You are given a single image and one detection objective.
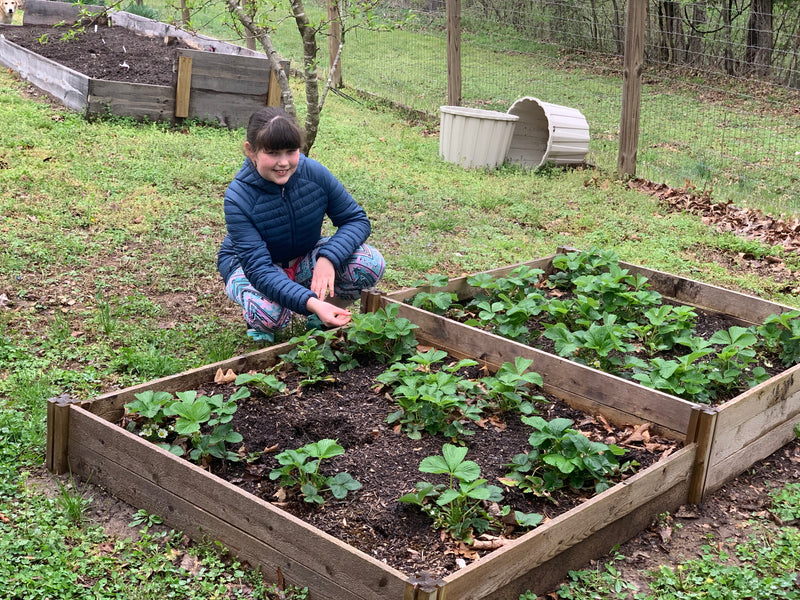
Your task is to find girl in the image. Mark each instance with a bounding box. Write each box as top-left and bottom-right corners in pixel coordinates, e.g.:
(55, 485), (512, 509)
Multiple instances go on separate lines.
(218, 107), (385, 342)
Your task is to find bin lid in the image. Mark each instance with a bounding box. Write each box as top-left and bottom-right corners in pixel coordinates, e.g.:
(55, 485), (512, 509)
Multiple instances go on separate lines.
(440, 106), (519, 122)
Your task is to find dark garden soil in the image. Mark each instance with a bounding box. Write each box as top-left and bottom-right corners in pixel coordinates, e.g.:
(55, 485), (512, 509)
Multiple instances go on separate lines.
(2, 22), (195, 86)
(124, 356), (679, 579)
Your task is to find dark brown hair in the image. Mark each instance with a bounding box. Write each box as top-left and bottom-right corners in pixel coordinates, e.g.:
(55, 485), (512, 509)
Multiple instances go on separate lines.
(246, 107), (303, 153)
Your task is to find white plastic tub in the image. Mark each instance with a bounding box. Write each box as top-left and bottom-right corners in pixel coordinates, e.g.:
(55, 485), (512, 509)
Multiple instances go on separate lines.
(506, 97), (590, 168)
(439, 106), (519, 168)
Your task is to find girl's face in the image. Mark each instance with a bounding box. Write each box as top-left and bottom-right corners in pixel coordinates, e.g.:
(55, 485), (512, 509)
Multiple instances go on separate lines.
(245, 143), (300, 185)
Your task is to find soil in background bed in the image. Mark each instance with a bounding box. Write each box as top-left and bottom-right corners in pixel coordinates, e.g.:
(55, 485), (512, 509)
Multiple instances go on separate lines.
(3, 23), (195, 85)
(146, 357), (681, 579)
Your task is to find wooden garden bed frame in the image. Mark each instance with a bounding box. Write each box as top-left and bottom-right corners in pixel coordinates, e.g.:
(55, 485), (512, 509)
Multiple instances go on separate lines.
(0, 0), (284, 127)
(46, 312), (704, 599)
(372, 246), (800, 501)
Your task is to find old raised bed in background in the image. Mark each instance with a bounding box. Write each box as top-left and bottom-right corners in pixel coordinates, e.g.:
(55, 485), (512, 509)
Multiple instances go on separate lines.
(0, 0), (285, 126)
(47, 305), (704, 600)
(374, 246), (800, 502)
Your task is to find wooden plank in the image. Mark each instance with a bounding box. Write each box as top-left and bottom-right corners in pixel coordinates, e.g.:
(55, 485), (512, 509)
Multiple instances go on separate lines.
(701, 363), (800, 492)
(184, 88), (268, 129)
(617, 260), (797, 324)
(177, 49), (271, 96)
(382, 298), (697, 437)
(82, 342), (292, 422)
(22, 0), (105, 26)
(68, 407), (407, 600)
(0, 37), (89, 111)
(686, 407), (718, 504)
(110, 10), (267, 58)
(704, 416), (800, 495)
(175, 54), (192, 118)
(442, 445), (696, 600)
(69, 439), (401, 600)
(88, 79), (174, 121)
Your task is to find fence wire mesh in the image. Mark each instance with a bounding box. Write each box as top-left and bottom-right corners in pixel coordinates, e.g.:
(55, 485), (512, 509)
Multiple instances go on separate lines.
(327, 0), (799, 216)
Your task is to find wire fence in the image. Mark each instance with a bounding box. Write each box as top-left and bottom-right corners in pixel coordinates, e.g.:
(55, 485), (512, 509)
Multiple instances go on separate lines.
(324, 0), (799, 216)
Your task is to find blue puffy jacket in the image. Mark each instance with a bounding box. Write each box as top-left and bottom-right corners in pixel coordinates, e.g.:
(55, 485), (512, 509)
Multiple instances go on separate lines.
(217, 154), (371, 315)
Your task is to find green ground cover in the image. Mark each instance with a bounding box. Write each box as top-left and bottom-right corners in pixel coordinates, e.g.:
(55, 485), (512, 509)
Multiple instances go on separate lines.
(0, 16), (799, 595)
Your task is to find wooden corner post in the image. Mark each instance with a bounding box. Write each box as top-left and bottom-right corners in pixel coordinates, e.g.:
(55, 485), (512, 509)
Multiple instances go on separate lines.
(360, 287), (386, 314)
(46, 394), (79, 474)
(686, 406), (718, 504)
(405, 573), (447, 600)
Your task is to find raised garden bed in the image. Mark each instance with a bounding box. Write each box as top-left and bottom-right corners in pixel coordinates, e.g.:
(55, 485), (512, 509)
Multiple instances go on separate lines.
(0, 0), (284, 126)
(47, 306), (703, 600)
(374, 246), (800, 500)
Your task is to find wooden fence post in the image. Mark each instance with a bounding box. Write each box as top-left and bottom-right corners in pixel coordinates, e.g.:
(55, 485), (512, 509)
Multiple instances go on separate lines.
(618, 0), (646, 177)
(175, 54), (193, 118)
(446, 0), (461, 106)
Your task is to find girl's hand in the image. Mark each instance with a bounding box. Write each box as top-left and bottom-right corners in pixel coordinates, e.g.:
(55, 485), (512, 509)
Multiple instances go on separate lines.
(306, 297), (352, 327)
(310, 257), (336, 301)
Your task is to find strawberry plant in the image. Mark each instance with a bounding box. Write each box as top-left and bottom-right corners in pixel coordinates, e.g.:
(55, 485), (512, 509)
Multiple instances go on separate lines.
(124, 388), (250, 464)
(269, 439), (361, 505)
(344, 303), (419, 364)
(410, 274), (458, 315)
(376, 349), (483, 439)
(399, 444), (543, 543)
(757, 309), (800, 366)
(408, 247), (800, 405)
(279, 329), (339, 386)
(234, 371), (286, 396)
(504, 416), (634, 498)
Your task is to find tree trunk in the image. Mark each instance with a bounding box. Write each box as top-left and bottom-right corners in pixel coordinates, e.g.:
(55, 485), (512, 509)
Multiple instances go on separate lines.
(328, 0), (342, 88)
(290, 0), (321, 155)
(722, 0), (736, 75)
(223, 0), (296, 118)
(685, 0), (706, 69)
(745, 0), (773, 76)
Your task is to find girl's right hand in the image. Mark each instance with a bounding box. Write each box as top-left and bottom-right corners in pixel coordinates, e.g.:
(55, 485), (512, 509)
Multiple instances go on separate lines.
(306, 297), (352, 328)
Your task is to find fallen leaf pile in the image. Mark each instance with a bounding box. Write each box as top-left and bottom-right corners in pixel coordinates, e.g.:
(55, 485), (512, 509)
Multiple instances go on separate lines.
(629, 179), (800, 253)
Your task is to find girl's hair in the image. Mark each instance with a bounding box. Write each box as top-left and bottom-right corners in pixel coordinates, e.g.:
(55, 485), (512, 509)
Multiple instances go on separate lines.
(246, 107), (303, 153)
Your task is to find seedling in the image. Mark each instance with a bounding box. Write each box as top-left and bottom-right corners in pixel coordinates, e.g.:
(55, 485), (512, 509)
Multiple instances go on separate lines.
(377, 349), (482, 439)
(399, 444), (542, 543)
(124, 388), (250, 465)
(269, 439), (361, 504)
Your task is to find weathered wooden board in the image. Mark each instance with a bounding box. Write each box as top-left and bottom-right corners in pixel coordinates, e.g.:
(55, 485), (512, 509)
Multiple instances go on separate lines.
(446, 445), (696, 599)
(19, 0), (105, 25)
(88, 79), (174, 121)
(67, 407), (408, 600)
(0, 35), (89, 110)
(701, 363), (800, 493)
(83, 342), (292, 422)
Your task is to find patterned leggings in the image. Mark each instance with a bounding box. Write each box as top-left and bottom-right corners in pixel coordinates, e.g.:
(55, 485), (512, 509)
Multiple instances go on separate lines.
(225, 239), (385, 333)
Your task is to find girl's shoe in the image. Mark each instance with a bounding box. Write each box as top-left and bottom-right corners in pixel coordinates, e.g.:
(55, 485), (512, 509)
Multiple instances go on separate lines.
(246, 328), (275, 343)
(306, 314), (325, 331)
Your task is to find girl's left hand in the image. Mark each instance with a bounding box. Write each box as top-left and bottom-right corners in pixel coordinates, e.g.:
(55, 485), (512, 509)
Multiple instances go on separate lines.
(311, 256), (336, 301)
